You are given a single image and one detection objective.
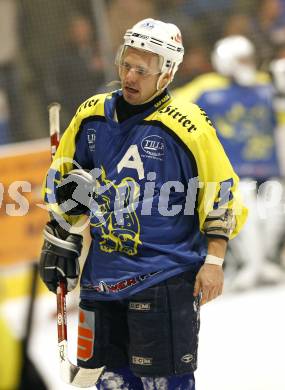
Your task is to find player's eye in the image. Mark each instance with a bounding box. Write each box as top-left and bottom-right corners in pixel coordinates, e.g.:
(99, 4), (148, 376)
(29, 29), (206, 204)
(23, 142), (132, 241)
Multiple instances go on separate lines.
(121, 62), (131, 72)
(136, 67), (148, 76)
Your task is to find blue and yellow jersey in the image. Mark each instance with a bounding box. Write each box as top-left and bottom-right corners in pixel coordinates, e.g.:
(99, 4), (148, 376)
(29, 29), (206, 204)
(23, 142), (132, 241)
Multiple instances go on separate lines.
(43, 90), (247, 300)
(173, 72), (280, 180)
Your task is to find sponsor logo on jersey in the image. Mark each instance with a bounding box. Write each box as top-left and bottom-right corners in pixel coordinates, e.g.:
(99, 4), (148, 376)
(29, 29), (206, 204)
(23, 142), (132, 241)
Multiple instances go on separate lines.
(154, 93), (171, 109)
(83, 271), (161, 294)
(87, 129), (96, 152)
(98, 280), (110, 293)
(181, 354), (193, 364)
(141, 135), (165, 159)
(199, 108), (213, 126)
(98, 278), (137, 293)
(75, 98), (99, 117)
(158, 105), (197, 133)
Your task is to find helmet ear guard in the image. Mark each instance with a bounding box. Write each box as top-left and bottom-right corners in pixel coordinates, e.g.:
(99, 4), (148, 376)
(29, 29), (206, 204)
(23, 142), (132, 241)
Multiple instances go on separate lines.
(156, 71), (172, 91)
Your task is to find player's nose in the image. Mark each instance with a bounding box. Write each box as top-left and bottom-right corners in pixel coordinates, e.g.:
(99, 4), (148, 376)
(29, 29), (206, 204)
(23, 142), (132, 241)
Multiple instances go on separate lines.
(125, 68), (139, 83)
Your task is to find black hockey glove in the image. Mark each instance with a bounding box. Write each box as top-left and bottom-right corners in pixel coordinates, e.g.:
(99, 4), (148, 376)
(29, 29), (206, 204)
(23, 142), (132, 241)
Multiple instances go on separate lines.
(55, 169), (95, 215)
(39, 220), (83, 293)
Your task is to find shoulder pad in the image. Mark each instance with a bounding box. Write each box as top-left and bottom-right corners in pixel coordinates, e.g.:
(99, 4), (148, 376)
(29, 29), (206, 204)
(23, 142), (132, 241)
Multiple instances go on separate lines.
(255, 71), (271, 85)
(172, 72), (229, 102)
(152, 98), (214, 138)
(74, 93), (108, 119)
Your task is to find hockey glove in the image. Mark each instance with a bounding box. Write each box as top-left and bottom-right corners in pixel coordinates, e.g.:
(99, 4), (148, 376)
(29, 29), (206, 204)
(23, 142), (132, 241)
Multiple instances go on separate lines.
(55, 169), (95, 215)
(39, 220), (83, 293)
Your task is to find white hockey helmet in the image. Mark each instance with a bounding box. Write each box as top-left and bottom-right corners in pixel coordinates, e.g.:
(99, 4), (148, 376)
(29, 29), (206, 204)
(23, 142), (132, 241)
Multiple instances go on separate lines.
(211, 35), (256, 86)
(118, 18), (184, 82)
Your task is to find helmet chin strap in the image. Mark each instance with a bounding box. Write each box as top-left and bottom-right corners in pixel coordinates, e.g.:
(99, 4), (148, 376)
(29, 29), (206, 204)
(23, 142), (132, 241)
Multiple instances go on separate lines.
(140, 73), (170, 104)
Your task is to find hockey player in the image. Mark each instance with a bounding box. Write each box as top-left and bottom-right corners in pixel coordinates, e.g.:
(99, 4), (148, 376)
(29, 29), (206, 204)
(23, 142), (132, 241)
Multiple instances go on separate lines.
(39, 20), (247, 389)
(174, 35), (285, 290)
(270, 57), (285, 267)
(270, 57), (285, 176)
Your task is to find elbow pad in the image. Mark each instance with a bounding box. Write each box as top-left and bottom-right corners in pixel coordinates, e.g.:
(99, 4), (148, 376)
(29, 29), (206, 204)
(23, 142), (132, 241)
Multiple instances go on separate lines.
(204, 209), (236, 240)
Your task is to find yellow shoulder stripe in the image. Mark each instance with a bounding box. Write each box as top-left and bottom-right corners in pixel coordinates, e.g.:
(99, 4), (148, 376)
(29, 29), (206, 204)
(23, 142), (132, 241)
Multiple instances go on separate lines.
(255, 71), (271, 84)
(172, 71), (272, 102)
(74, 92), (107, 120)
(145, 100), (248, 238)
(172, 73), (229, 102)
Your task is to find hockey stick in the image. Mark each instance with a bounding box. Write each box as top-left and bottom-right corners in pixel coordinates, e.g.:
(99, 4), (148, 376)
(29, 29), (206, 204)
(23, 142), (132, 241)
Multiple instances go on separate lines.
(48, 103), (104, 387)
(57, 281), (104, 387)
(48, 102), (61, 161)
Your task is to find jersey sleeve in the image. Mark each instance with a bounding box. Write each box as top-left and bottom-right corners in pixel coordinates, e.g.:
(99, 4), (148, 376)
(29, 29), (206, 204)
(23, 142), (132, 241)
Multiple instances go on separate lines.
(182, 105), (248, 239)
(42, 106), (91, 225)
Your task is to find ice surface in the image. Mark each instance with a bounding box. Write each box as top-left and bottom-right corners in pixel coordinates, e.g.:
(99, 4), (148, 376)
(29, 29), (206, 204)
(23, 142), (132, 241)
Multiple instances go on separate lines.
(2, 285), (285, 390)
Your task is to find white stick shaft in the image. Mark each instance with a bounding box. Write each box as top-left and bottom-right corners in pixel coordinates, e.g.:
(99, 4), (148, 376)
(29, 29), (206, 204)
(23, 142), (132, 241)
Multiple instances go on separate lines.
(48, 102), (61, 160)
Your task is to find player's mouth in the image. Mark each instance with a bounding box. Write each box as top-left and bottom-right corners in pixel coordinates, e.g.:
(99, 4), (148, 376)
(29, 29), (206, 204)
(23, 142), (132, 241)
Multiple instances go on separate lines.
(124, 85), (139, 95)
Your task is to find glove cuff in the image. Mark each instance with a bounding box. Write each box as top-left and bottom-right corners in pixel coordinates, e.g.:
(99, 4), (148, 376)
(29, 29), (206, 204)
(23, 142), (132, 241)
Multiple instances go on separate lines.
(43, 226), (82, 256)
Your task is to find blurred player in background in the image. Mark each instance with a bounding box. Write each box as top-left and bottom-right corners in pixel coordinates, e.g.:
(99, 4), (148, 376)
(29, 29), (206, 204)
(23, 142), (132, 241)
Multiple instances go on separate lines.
(54, 14), (105, 124)
(39, 19), (247, 389)
(270, 56), (285, 176)
(270, 56), (285, 267)
(0, 0), (23, 144)
(174, 35), (285, 290)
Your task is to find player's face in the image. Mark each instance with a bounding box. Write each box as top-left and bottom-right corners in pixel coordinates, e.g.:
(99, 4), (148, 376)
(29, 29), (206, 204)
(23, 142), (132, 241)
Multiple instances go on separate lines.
(118, 47), (162, 104)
